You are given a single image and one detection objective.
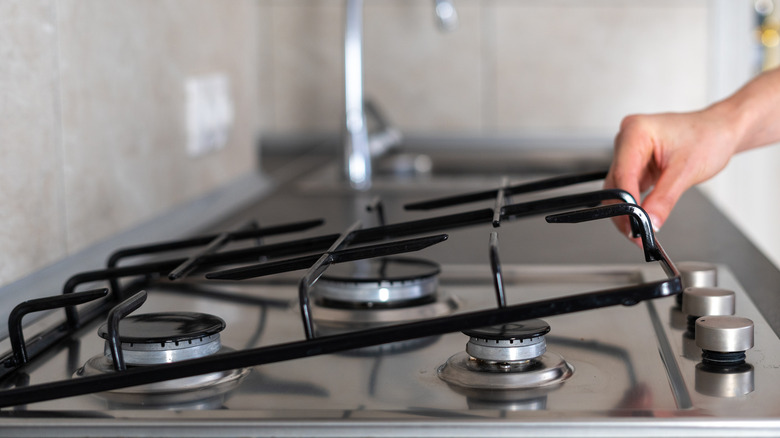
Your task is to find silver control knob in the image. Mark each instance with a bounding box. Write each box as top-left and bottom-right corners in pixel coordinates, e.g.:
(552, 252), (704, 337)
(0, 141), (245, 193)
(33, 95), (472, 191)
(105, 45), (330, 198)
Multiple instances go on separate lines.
(682, 287), (735, 317)
(678, 261), (718, 288)
(695, 316), (754, 365)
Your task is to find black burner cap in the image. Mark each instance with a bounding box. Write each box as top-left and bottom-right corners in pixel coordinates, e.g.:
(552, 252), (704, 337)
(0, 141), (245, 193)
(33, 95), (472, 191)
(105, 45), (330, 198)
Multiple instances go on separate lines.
(321, 257), (440, 283)
(98, 312), (226, 344)
(462, 320), (551, 341)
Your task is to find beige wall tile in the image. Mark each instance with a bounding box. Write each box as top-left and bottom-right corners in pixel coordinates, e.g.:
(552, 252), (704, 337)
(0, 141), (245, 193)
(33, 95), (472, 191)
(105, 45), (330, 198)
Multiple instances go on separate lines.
(364, 0), (483, 133)
(270, 0), (344, 132)
(56, 0), (259, 252)
(268, 0), (484, 135)
(265, 0), (710, 138)
(490, 0), (709, 134)
(257, 0), (276, 134)
(0, 0), (67, 285)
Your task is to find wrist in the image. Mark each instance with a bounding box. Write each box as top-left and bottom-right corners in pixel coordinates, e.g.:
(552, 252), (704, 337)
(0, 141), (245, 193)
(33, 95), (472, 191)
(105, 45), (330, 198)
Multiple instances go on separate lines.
(702, 99), (748, 155)
(705, 68), (780, 153)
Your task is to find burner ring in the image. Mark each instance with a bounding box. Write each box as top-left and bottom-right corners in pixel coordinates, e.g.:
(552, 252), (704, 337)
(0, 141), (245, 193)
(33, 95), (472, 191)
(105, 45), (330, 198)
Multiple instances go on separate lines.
(103, 334), (223, 365)
(314, 257), (440, 306)
(463, 320), (551, 362)
(97, 312), (227, 366)
(309, 292), (459, 325)
(466, 336), (546, 363)
(315, 279), (438, 307)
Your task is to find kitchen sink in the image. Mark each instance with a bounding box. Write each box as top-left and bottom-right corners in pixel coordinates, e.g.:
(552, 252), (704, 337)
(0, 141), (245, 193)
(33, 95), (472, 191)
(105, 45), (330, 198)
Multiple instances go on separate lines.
(289, 134), (614, 194)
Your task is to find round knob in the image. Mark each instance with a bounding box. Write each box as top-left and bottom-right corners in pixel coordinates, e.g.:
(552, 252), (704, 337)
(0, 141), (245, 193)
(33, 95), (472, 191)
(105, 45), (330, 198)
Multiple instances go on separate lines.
(695, 316), (754, 365)
(678, 261), (718, 288)
(682, 287), (735, 317)
(676, 262), (718, 306)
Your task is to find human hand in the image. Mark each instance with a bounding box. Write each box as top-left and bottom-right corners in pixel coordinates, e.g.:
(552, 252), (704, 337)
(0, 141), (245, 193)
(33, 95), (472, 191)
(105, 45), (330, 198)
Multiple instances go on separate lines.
(604, 109), (740, 238)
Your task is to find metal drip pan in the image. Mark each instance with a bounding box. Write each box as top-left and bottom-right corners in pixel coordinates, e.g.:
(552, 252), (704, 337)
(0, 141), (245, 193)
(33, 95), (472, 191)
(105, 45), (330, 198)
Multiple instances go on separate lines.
(437, 351), (573, 391)
(74, 347), (250, 406)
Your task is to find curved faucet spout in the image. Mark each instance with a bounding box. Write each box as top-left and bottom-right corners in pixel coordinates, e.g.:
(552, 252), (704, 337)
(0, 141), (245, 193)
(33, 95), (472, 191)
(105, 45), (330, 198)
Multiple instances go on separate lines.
(344, 0), (453, 190)
(344, 0), (371, 190)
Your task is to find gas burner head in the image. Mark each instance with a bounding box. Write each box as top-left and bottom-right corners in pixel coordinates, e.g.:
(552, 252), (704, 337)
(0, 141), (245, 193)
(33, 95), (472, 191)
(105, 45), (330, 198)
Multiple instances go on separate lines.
(309, 257), (457, 338)
(463, 320), (551, 364)
(309, 257), (455, 352)
(75, 312), (249, 406)
(313, 257), (440, 309)
(437, 319), (573, 392)
(97, 312), (226, 365)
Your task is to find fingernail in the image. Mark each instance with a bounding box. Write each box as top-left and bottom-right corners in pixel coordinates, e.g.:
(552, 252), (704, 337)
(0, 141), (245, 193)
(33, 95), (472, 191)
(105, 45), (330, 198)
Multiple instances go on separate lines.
(648, 214), (661, 233)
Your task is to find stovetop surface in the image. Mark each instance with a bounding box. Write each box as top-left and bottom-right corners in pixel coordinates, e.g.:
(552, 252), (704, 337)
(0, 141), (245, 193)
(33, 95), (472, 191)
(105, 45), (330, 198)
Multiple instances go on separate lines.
(4, 262), (779, 422)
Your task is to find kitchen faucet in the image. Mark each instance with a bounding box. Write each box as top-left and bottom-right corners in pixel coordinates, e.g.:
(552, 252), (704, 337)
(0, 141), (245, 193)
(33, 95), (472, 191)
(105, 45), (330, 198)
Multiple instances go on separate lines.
(343, 0), (458, 190)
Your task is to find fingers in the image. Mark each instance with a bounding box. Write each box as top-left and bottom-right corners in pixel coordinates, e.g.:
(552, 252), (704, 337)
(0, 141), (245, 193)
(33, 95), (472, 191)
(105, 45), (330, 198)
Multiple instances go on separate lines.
(604, 116), (655, 237)
(606, 109), (738, 239)
(603, 167), (635, 238)
(639, 161), (694, 231)
(608, 119), (649, 202)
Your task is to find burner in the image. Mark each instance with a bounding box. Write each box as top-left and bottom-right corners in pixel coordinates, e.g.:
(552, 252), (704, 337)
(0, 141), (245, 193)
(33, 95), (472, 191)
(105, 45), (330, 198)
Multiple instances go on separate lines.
(313, 257), (440, 308)
(97, 312), (226, 365)
(309, 257), (455, 351)
(463, 320), (550, 365)
(309, 257), (456, 335)
(75, 312), (249, 406)
(438, 320), (573, 391)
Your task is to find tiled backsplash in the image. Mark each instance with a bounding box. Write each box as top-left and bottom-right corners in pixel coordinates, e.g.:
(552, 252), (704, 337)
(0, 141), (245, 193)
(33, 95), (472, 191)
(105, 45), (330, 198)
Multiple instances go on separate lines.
(1, 1), (260, 286)
(264, 0), (711, 136)
(5, 0), (775, 289)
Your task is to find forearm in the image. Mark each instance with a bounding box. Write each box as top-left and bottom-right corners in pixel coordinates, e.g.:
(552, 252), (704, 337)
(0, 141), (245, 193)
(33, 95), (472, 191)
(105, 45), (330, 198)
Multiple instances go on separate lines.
(708, 67), (780, 153)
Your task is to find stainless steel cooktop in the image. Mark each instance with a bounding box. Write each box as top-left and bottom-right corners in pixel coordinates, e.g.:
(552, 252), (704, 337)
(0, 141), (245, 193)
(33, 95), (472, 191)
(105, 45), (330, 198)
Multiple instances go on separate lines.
(2, 260), (778, 436)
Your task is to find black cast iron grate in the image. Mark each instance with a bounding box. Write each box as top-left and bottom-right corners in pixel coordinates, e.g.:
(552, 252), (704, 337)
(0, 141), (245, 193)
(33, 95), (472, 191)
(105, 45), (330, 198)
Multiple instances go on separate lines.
(0, 170), (681, 407)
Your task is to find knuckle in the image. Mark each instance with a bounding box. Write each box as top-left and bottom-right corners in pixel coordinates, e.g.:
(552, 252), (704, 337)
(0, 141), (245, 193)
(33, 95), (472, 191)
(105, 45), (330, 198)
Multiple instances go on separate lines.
(619, 114), (645, 132)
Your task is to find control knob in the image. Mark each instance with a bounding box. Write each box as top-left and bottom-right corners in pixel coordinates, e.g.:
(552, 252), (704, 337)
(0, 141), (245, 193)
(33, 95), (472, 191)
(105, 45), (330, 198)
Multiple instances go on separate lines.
(681, 287), (735, 334)
(678, 261), (718, 288)
(695, 316), (754, 365)
(676, 261), (718, 305)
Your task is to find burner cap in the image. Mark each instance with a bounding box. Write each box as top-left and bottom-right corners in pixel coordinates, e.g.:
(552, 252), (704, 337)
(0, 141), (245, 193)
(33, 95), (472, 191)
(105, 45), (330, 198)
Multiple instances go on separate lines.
(98, 312), (226, 365)
(98, 312), (225, 344)
(314, 257), (440, 307)
(462, 320), (551, 341)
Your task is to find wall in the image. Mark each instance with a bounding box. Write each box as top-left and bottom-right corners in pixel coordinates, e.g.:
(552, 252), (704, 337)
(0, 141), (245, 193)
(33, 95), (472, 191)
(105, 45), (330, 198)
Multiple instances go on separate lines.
(260, 0), (710, 136)
(0, 0), (260, 287)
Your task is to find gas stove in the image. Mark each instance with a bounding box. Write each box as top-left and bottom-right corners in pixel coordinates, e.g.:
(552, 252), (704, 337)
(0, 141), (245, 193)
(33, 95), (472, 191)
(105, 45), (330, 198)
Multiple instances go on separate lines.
(1, 167), (779, 437)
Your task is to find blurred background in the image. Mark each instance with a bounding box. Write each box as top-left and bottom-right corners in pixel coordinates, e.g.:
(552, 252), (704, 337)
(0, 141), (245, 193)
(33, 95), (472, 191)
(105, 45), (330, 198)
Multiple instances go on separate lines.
(2, 0), (778, 290)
